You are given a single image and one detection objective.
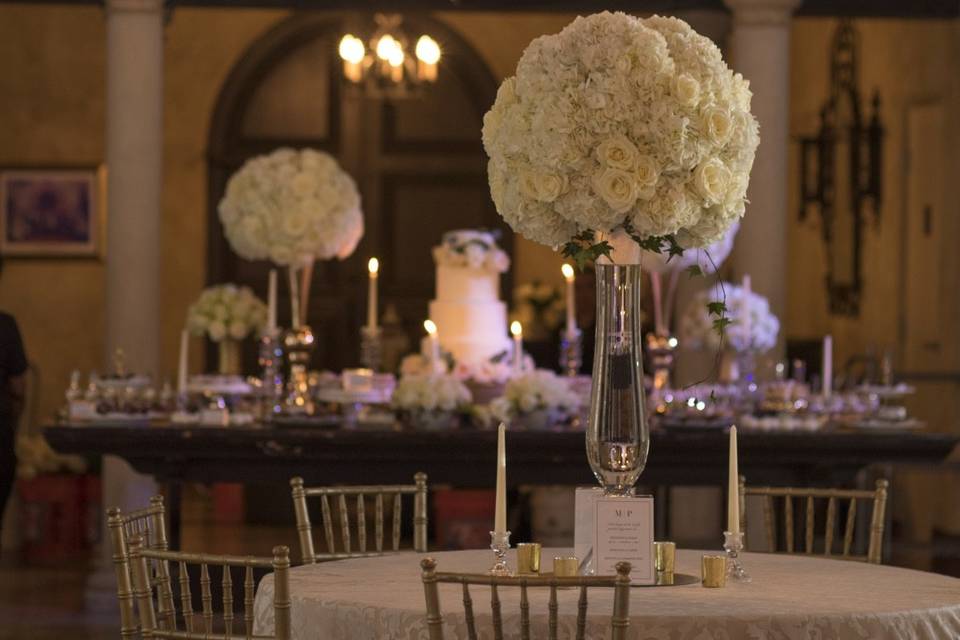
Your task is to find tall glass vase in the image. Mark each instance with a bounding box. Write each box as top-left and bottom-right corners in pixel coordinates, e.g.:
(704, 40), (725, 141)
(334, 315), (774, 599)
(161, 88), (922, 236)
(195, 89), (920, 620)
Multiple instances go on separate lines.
(586, 263), (650, 496)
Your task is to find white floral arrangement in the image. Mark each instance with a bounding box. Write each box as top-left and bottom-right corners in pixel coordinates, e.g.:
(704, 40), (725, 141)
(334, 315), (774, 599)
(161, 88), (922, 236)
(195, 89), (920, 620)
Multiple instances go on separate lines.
(482, 12), (759, 263)
(392, 373), (473, 413)
(400, 352), (534, 385)
(491, 369), (581, 421)
(218, 148), (364, 266)
(680, 283), (779, 353)
(186, 284), (267, 342)
(432, 229), (510, 273)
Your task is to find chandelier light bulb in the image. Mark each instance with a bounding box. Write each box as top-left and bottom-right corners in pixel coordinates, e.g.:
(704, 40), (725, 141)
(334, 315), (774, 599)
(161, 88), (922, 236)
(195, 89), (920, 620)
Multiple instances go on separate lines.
(415, 35), (441, 64)
(376, 34), (399, 61)
(338, 34), (365, 64)
(387, 47), (405, 68)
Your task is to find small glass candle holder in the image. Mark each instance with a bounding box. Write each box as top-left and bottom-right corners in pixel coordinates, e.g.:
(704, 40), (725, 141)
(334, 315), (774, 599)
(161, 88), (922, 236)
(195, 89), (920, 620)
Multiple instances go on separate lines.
(489, 530), (511, 576)
(553, 556), (579, 577)
(654, 541), (676, 574)
(723, 530), (751, 583)
(701, 555), (727, 588)
(360, 326), (383, 372)
(559, 328), (583, 377)
(517, 543), (541, 575)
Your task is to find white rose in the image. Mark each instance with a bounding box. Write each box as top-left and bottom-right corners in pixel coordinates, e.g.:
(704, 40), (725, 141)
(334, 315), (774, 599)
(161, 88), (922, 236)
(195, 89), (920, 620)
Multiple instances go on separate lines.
(673, 73), (701, 107)
(520, 169), (567, 203)
(228, 320), (247, 340)
(701, 105), (734, 146)
(208, 320), (227, 342)
(592, 167), (639, 213)
(693, 158), (731, 205)
(634, 155), (660, 199)
(595, 134), (639, 170)
(290, 172), (317, 197)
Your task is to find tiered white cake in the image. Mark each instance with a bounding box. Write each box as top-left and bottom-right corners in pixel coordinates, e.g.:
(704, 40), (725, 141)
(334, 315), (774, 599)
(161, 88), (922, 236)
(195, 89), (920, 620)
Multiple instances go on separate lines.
(428, 230), (511, 365)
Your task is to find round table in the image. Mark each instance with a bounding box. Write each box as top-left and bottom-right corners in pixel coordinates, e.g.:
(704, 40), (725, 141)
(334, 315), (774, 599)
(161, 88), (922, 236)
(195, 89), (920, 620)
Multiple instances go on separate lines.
(254, 548), (960, 639)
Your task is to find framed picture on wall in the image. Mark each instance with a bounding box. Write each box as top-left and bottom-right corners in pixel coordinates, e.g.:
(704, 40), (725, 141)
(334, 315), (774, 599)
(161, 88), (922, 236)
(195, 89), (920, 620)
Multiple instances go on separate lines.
(0, 166), (105, 257)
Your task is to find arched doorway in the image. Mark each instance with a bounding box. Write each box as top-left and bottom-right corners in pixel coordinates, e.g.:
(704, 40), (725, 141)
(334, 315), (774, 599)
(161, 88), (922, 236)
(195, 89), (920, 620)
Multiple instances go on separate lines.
(207, 12), (508, 371)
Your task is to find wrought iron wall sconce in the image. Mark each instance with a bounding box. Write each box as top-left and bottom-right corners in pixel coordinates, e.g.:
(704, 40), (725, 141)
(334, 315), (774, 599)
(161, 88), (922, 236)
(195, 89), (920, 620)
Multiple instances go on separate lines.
(798, 19), (883, 317)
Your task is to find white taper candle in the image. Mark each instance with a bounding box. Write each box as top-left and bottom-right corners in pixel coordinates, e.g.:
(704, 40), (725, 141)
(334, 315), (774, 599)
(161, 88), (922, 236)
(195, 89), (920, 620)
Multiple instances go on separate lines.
(177, 330), (189, 395)
(494, 422), (507, 535)
(728, 425), (740, 536)
(367, 258), (379, 330)
(561, 263), (577, 337)
(267, 269), (277, 334)
(511, 321), (523, 373)
(823, 334), (833, 398)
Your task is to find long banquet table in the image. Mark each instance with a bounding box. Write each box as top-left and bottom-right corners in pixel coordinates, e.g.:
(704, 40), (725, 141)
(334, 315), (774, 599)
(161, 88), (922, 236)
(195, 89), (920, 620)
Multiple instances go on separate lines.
(251, 548), (960, 639)
(46, 420), (959, 549)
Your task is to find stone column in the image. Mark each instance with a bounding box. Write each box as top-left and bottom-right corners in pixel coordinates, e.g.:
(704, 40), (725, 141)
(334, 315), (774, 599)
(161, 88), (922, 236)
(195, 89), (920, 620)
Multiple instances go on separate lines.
(725, 0), (800, 355)
(88, 0), (164, 611)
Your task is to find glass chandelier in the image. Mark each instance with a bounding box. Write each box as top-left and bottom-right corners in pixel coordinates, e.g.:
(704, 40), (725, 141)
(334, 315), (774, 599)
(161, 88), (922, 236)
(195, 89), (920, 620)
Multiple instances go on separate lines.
(338, 14), (441, 99)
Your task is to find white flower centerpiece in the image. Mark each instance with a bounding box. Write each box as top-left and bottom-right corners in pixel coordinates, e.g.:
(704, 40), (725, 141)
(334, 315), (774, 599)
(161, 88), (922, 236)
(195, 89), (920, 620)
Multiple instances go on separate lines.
(392, 373), (473, 430)
(187, 284), (267, 375)
(681, 282), (780, 354)
(482, 12), (759, 496)
(218, 147), (364, 327)
(491, 369), (582, 430)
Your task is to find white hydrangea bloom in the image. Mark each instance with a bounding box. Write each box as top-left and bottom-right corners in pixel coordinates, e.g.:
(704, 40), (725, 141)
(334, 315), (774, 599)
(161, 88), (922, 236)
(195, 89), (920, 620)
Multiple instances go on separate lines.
(491, 369), (582, 420)
(680, 282), (779, 353)
(482, 12), (759, 253)
(218, 148), (364, 266)
(186, 284), (267, 343)
(392, 373), (473, 412)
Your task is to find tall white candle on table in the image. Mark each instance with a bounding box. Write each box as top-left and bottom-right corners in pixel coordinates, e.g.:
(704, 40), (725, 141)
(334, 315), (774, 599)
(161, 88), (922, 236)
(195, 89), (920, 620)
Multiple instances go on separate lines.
(494, 422), (507, 535)
(511, 321), (523, 373)
(741, 275), (752, 350)
(424, 320), (439, 368)
(177, 330), (189, 395)
(367, 257), (379, 330)
(267, 269), (277, 334)
(822, 334), (833, 398)
(727, 425), (740, 536)
(561, 263), (577, 337)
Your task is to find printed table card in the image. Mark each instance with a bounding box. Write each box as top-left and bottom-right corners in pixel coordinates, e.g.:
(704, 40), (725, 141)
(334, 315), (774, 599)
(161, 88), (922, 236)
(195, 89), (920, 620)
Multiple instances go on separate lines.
(593, 495), (654, 584)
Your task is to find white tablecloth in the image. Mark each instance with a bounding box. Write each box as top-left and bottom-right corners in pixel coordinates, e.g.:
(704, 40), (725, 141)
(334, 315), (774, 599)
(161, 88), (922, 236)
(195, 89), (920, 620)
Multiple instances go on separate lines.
(254, 548), (960, 639)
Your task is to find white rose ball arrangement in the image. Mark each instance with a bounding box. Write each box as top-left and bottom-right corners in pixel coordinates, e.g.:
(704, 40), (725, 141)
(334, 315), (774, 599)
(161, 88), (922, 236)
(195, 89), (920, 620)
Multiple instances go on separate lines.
(680, 282), (779, 353)
(218, 148), (364, 266)
(482, 12), (759, 258)
(186, 284), (267, 343)
(392, 373), (473, 414)
(491, 369), (581, 423)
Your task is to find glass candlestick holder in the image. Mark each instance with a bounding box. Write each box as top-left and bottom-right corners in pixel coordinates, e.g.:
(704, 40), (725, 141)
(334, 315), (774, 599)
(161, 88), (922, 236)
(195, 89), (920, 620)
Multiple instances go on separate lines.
(559, 328), (583, 377)
(489, 530), (512, 576)
(360, 326), (383, 372)
(723, 531), (751, 583)
(258, 330), (285, 419)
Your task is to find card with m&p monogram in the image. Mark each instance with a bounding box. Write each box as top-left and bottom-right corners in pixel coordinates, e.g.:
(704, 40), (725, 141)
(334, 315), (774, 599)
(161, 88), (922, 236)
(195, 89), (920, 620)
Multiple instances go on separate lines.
(593, 495), (654, 584)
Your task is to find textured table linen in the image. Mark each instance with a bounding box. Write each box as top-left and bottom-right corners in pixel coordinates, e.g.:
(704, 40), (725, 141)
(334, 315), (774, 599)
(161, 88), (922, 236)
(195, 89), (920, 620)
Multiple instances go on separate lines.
(254, 548), (960, 639)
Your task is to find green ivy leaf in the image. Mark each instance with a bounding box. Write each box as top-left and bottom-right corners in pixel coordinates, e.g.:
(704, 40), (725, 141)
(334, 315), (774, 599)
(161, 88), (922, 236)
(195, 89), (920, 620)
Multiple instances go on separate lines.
(685, 265), (703, 279)
(707, 301), (726, 317)
(712, 317), (732, 332)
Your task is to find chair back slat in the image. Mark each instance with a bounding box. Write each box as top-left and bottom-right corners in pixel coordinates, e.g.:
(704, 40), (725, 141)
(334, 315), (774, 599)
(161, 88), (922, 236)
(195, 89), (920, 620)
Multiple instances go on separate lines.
(548, 583), (559, 640)
(200, 563), (213, 634)
(824, 497), (837, 555)
(357, 495), (367, 553)
(393, 492), (402, 551)
(575, 586), (588, 640)
(222, 564), (234, 638)
(490, 584), (503, 640)
(338, 494), (351, 555)
(127, 536), (290, 640)
(610, 562), (632, 640)
(742, 479), (889, 563)
(376, 493), (385, 553)
(244, 565), (254, 640)
(420, 558), (444, 640)
(179, 560), (194, 632)
(290, 474), (429, 563)
(519, 583), (530, 640)
(843, 497), (857, 556)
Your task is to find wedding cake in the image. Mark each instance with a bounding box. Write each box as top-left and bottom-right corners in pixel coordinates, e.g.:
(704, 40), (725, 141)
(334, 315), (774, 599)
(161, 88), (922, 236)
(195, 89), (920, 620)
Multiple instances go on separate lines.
(428, 230), (511, 365)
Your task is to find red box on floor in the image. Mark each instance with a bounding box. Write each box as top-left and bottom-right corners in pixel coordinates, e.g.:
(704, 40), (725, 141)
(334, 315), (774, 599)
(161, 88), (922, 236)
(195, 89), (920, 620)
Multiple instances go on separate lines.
(18, 473), (99, 563)
(433, 489), (495, 551)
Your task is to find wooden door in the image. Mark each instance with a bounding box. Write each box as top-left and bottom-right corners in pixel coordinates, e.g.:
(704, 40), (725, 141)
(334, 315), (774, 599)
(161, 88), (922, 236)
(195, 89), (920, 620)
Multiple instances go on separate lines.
(207, 13), (508, 372)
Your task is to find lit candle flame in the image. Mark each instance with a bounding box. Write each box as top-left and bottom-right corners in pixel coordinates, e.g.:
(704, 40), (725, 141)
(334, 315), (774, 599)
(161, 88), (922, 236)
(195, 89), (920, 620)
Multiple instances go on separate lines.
(424, 319), (437, 335)
(561, 263), (575, 282)
(338, 34), (365, 64)
(510, 321), (522, 337)
(368, 257), (379, 275)
(415, 35), (441, 64)
(376, 34), (399, 60)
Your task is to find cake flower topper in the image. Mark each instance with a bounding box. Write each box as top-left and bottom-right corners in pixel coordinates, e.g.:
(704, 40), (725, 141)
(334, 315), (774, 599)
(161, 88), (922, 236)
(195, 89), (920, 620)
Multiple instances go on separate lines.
(432, 229), (510, 273)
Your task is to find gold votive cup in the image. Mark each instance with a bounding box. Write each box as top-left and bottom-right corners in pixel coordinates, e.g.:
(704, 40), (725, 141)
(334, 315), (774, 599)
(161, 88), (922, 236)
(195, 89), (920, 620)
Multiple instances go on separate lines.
(553, 556), (579, 577)
(654, 541), (676, 574)
(701, 555), (727, 588)
(517, 543), (542, 575)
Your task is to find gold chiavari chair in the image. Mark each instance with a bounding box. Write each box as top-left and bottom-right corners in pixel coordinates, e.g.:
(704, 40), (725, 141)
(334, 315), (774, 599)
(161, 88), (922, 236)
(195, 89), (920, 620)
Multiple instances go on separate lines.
(107, 496), (172, 638)
(290, 472), (428, 564)
(420, 558), (632, 640)
(739, 476), (889, 564)
(127, 534), (291, 640)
